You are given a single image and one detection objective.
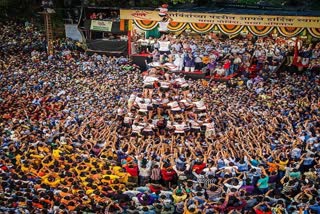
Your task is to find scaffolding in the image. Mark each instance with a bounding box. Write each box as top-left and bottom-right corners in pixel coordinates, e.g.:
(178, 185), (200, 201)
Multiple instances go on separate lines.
(39, 11), (55, 55)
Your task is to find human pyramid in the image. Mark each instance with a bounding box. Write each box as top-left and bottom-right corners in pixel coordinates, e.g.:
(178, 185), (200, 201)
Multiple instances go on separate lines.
(121, 67), (214, 143)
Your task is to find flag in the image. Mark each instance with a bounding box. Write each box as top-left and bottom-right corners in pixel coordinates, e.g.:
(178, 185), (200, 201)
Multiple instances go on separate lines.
(120, 19), (125, 31)
(292, 37), (299, 66)
(128, 20), (133, 31)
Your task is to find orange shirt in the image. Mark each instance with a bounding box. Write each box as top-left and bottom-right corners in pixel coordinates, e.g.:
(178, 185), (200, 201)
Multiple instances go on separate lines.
(67, 205), (77, 211)
(202, 56), (210, 64)
(91, 173), (101, 180)
(59, 191), (72, 198)
(60, 198), (70, 206)
(41, 199), (53, 207)
(32, 202), (43, 209)
(267, 162), (278, 173)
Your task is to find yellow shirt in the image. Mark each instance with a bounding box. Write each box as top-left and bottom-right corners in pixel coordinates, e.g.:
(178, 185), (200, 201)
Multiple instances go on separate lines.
(21, 165), (29, 173)
(43, 177), (61, 188)
(30, 154), (44, 159)
(15, 154), (22, 165)
(109, 183), (126, 191)
(172, 194), (187, 203)
(184, 208), (199, 214)
(102, 174), (120, 180)
(52, 149), (62, 159)
(86, 189), (94, 195)
(38, 146), (50, 153)
(278, 160), (289, 171)
(112, 166), (123, 173)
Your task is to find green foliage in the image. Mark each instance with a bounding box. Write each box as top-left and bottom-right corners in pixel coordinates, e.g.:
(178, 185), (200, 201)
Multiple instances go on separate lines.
(238, 0), (258, 4)
(172, 0), (194, 5)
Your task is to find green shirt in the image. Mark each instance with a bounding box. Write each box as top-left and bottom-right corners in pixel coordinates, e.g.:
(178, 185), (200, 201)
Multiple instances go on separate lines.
(289, 171), (301, 179)
(258, 176), (269, 189)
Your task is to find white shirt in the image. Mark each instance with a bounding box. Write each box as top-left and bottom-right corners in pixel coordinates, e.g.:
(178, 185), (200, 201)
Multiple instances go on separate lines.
(128, 94), (136, 102)
(168, 101), (181, 111)
(138, 103), (149, 112)
(124, 115), (133, 124)
(190, 120), (201, 129)
(203, 122), (215, 131)
(174, 54), (184, 66)
(138, 39), (150, 46)
(138, 160), (152, 176)
(172, 43), (182, 52)
(134, 96), (144, 104)
(173, 123), (186, 133)
(158, 40), (170, 51)
(215, 68), (225, 75)
(193, 100), (206, 110)
(224, 180), (243, 192)
(143, 76), (158, 86)
(203, 167), (218, 175)
(158, 21), (170, 32)
(132, 124), (144, 133)
(175, 77), (188, 88)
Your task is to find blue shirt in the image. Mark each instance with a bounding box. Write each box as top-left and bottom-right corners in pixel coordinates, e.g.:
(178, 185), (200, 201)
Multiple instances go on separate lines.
(310, 205), (320, 214)
(303, 157), (314, 166)
(250, 159), (259, 167)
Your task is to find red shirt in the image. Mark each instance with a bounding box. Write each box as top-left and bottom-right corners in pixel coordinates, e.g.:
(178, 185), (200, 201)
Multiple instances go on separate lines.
(192, 162), (206, 174)
(149, 184), (162, 193)
(124, 165), (138, 177)
(223, 60), (231, 69)
(161, 169), (176, 181)
(254, 209), (272, 214)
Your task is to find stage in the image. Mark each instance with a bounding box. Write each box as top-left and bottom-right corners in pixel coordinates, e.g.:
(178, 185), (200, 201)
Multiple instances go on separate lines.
(132, 54), (239, 81)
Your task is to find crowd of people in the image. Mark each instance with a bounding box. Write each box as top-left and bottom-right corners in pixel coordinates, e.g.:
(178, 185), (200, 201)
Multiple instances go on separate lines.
(0, 20), (320, 214)
(135, 33), (320, 77)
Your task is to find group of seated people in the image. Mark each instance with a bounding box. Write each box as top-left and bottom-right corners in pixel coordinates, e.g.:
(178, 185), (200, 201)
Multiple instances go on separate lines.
(0, 20), (319, 214)
(89, 11), (119, 20)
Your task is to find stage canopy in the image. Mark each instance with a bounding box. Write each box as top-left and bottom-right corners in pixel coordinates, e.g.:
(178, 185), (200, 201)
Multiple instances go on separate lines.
(120, 9), (320, 38)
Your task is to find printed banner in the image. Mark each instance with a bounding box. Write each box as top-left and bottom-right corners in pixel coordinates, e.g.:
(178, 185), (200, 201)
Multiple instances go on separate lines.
(120, 9), (320, 28)
(90, 20), (113, 32)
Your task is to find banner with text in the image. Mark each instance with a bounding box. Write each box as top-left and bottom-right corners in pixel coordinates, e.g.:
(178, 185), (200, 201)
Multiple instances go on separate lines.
(90, 20), (113, 32)
(120, 9), (320, 28)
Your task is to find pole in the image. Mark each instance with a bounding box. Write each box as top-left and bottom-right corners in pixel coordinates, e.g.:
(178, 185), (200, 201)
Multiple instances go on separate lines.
(40, 11), (55, 55)
(127, 30), (131, 56)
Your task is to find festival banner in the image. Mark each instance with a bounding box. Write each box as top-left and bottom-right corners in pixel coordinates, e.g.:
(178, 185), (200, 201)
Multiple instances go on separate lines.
(218, 24), (244, 35)
(120, 9), (320, 28)
(133, 20), (158, 31)
(277, 27), (304, 37)
(90, 20), (113, 32)
(248, 26), (274, 37)
(307, 28), (320, 38)
(189, 23), (214, 33)
(168, 22), (187, 32)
